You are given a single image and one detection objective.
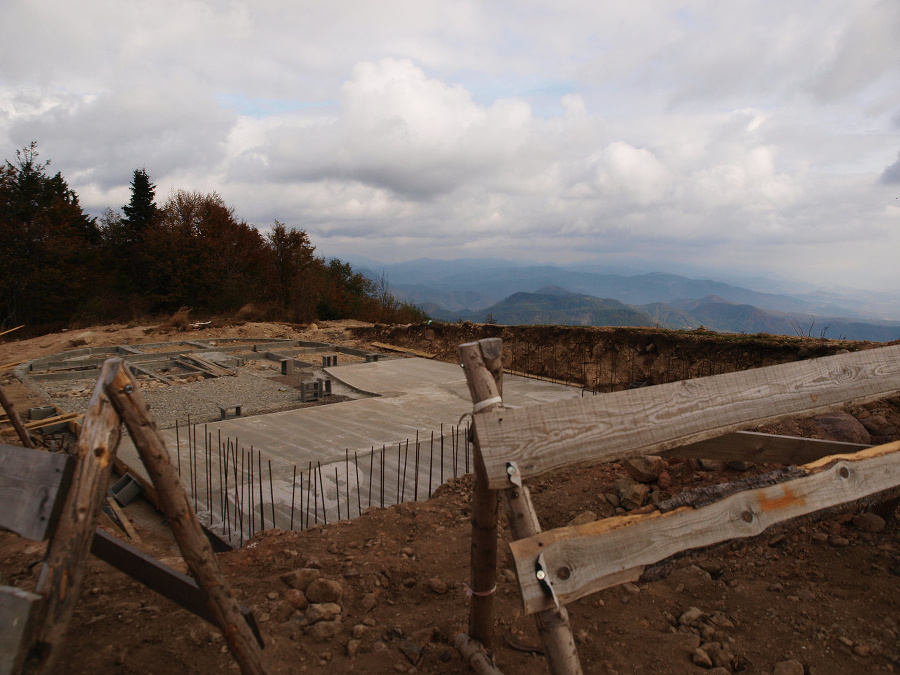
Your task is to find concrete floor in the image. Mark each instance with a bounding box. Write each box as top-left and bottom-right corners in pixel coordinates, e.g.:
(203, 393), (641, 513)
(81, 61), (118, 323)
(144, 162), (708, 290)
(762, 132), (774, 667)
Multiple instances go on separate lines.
(116, 357), (583, 543)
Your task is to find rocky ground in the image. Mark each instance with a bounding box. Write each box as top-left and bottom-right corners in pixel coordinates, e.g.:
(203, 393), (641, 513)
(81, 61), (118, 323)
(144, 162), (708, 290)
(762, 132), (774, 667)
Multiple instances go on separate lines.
(2, 320), (900, 674)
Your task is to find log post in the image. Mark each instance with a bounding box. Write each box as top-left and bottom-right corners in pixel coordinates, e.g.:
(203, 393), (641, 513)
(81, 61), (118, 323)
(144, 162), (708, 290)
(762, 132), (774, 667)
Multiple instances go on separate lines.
(0, 382), (36, 448)
(101, 359), (268, 675)
(459, 339), (503, 649)
(501, 488), (582, 675)
(26, 362), (122, 673)
(454, 633), (506, 675)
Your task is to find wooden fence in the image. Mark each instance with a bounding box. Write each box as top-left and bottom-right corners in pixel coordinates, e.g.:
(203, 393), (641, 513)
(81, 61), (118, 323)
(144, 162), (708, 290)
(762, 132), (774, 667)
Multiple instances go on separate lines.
(459, 338), (900, 675)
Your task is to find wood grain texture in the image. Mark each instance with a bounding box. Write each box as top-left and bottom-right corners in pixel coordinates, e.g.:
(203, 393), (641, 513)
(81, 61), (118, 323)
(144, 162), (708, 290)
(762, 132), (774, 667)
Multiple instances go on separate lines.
(0, 445), (73, 541)
(510, 441), (900, 615)
(27, 363), (122, 674)
(476, 344), (900, 488)
(662, 430), (871, 464)
(101, 359), (268, 675)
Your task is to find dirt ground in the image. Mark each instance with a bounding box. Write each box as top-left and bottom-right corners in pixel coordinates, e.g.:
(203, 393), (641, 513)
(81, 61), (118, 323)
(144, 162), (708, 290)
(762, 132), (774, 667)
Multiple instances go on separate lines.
(3, 320), (900, 675)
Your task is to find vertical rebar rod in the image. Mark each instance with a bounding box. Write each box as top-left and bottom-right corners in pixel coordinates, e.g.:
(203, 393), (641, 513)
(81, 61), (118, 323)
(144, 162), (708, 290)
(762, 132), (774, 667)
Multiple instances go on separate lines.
(414, 431), (419, 502)
(290, 465), (296, 531)
(317, 462), (327, 525)
(187, 420), (195, 508)
(205, 425), (210, 517)
(175, 420), (181, 476)
(257, 448), (264, 532)
(368, 447), (374, 508)
(268, 459), (275, 530)
(428, 431), (434, 499)
(380, 446), (385, 509)
(249, 447), (254, 538)
(239, 448), (245, 546)
(401, 439), (409, 503)
(440, 424), (445, 484)
(306, 461), (313, 528)
(298, 469), (304, 531)
(312, 461), (318, 525)
(218, 430), (223, 518)
(396, 442), (401, 504)
(345, 449), (350, 521)
(354, 451), (362, 517)
(335, 466), (341, 521)
(223, 440), (230, 535)
(465, 422), (470, 474)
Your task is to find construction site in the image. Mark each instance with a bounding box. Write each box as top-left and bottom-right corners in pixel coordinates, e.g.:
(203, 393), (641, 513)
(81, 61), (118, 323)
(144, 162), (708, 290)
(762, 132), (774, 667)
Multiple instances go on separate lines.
(3, 319), (900, 675)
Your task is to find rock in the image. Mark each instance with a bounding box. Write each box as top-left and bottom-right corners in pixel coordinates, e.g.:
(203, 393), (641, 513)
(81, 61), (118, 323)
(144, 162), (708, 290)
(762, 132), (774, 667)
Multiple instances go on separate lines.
(707, 669), (730, 675)
(306, 603), (342, 624)
(679, 607), (705, 626)
(616, 478), (650, 510)
(861, 414), (897, 437)
(811, 532), (829, 544)
(657, 471), (672, 489)
(424, 329), (436, 341)
(624, 456), (664, 483)
(829, 535), (850, 548)
(307, 619), (342, 641)
(698, 459), (724, 471)
(812, 413), (872, 444)
(726, 460), (754, 471)
(605, 493), (620, 508)
(360, 592), (378, 612)
(342, 566), (360, 579)
(352, 624), (369, 639)
(281, 568), (321, 591)
(427, 578), (448, 594)
(692, 647), (713, 668)
(773, 658), (805, 675)
(271, 601), (297, 623)
(567, 511), (598, 526)
(69, 331), (93, 347)
(306, 578), (343, 603)
(853, 512), (886, 533)
(399, 639), (423, 665)
(284, 589), (309, 610)
(797, 588), (816, 601)
(347, 639), (361, 657)
(853, 643), (871, 657)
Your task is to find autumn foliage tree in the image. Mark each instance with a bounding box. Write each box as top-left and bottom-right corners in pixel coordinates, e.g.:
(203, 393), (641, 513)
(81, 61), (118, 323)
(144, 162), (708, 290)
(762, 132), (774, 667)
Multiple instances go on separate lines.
(0, 145), (428, 330)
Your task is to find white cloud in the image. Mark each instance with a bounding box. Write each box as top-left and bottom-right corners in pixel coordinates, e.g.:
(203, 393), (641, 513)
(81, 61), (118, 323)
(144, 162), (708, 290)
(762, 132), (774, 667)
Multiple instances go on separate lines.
(0, 0), (898, 291)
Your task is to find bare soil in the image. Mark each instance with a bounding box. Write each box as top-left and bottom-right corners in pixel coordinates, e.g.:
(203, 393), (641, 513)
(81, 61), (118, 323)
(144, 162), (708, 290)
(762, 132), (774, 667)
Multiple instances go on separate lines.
(3, 320), (900, 675)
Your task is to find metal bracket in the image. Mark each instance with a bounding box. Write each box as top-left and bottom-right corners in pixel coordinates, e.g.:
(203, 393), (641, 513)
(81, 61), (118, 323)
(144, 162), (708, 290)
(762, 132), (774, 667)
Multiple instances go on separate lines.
(535, 553), (559, 610)
(506, 461), (522, 487)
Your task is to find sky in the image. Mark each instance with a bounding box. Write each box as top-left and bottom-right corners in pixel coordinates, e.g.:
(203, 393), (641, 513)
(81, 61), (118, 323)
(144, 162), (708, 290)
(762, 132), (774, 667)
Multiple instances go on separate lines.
(1, 0), (899, 292)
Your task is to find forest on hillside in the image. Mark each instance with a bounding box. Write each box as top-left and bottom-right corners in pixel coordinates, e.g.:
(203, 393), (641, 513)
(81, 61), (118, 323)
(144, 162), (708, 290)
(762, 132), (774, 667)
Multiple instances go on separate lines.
(0, 144), (426, 333)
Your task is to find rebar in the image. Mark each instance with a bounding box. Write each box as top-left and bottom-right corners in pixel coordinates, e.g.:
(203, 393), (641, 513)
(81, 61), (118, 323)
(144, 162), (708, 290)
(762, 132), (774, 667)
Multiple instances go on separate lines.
(269, 459), (276, 529)
(290, 465), (296, 531)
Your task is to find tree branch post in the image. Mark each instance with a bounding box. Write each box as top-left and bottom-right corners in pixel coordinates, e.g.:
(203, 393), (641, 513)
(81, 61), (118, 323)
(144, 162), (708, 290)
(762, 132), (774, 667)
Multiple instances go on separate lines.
(101, 359), (268, 675)
(459, 338), (504, 649)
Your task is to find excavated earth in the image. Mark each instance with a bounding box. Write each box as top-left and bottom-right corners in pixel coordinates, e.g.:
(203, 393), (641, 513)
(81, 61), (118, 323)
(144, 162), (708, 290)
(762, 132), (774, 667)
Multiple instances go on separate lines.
(2, 319), (900, 675)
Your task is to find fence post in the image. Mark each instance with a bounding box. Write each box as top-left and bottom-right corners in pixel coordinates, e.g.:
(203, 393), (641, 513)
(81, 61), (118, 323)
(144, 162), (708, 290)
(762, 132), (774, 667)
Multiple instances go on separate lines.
(459, 338), (503, 649)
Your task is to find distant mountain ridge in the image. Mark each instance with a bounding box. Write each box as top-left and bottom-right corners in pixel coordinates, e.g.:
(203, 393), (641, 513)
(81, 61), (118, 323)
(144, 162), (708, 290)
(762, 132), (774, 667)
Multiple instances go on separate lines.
(343, 256), (900, 341)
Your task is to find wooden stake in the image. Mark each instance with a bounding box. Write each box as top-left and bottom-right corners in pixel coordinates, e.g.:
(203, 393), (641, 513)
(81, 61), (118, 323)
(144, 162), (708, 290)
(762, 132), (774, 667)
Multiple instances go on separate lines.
(101, 359), (268, 675)
(0, 382), (35, 448)
(458, 339), (503, 649)
(25, 362), (122, 673)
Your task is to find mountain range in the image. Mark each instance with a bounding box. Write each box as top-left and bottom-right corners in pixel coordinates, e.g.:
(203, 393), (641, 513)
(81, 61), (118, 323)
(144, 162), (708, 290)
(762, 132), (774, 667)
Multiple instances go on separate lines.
(339, 256), (900, 342)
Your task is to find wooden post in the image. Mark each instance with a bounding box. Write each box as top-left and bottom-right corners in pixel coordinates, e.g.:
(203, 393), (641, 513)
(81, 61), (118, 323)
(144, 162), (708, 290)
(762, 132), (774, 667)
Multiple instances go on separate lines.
(0, 382), (35, 448)
(502, 488), (582, 675)
(26, 362), (123, 674)
(101, 359), (268, 675)
(459, 339), (503, 649)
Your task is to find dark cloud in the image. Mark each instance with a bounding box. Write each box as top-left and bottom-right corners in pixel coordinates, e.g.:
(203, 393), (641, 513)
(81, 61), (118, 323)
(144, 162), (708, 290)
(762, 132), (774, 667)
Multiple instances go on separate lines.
(881, 151), (900, 185)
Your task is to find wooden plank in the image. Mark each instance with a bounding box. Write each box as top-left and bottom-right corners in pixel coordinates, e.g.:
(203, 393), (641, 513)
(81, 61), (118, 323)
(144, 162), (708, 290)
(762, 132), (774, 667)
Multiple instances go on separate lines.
(0, 413), (82, 436)
(0, 586), (42, 675)
(371, 342), (435, 359)
(27, 362), (123, 674)
(128, 363), (172, 385)
(0, 383), (35, 448)
(509, 441), (900, 615)
(662, 430), (871, 464)
(0, 445), (74, 541)
(0, 324), (24, 339)
(0, 360), (26, 373)
(475, 344), (900, 488)
(106, 497), (141, 544)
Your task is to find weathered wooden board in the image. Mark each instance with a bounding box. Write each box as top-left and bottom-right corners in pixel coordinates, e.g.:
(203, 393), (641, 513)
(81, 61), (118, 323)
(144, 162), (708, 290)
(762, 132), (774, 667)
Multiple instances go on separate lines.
(662, 430), (871, 464)
(475, 344), (900, 488)
(0, 445), (74, 541)
(0, 585), (42, 675)
(371, 342), (435, 359)
(509, 441), (900, 615)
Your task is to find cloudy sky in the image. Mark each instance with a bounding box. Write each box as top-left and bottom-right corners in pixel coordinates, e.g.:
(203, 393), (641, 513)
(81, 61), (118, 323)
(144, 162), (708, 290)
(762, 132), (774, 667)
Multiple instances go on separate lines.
(2, 1), (899, 292)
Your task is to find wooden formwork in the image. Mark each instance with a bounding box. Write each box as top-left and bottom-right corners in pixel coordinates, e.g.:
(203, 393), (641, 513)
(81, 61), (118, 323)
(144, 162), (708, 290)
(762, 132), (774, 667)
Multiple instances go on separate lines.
(459, 338), (900, 675)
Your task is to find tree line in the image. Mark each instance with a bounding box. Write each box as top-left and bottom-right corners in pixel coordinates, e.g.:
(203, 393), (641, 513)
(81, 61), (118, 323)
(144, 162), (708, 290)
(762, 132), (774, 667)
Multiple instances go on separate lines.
(0, 143), (426, 332)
